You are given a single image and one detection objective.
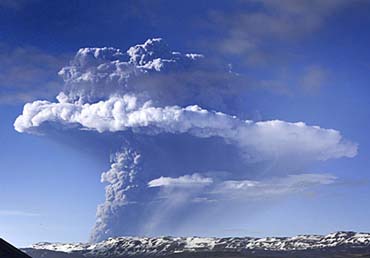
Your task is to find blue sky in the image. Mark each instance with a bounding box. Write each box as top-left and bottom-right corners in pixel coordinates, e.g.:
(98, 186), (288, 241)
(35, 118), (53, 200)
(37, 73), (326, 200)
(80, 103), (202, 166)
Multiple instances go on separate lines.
(1, 0), (370, 247)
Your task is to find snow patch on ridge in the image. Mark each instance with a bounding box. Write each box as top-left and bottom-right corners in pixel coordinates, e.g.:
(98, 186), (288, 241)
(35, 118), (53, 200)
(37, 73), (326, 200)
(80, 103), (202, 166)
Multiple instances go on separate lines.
(30, 231), (370, 256)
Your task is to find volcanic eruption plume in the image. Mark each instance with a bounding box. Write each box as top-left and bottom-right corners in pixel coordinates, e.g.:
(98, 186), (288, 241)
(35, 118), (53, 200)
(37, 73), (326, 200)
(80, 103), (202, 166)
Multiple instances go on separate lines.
(14, 39), (357, 242)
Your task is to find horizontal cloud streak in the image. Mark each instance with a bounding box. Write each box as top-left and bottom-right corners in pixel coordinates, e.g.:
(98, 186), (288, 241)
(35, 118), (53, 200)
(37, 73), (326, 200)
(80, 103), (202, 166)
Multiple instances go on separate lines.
(148, 174), (213, 188)
(14, 94), (357, 162)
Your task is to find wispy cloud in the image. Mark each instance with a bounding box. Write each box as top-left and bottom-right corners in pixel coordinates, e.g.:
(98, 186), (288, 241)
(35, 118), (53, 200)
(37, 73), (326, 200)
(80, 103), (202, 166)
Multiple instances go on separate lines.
(144, 173), (337, 235)
(301, 65), (328, 93)
(211, 173), (337, 199)
(0, 0), (35, 10)
(208, 0), (356, 58)
(149, 173), (337, 202)
(0, 210), (40, 217)
(198, 0), (360, 95)
(249, 64), (329, 95)
(0, 44), (69, 105)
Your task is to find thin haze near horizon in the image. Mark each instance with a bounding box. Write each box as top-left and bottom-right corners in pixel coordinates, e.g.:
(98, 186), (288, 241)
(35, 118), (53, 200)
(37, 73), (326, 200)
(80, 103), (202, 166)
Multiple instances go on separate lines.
(1, 0), (370, 247)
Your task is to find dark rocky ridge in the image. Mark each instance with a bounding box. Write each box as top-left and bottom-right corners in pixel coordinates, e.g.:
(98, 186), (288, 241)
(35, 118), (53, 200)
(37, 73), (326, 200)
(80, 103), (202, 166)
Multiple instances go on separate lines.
(0, 238), (31, 258)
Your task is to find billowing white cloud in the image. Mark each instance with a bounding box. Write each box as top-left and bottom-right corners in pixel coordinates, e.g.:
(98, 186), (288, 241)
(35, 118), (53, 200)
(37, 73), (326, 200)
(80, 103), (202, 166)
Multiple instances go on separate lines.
(14, 94), (356, 163)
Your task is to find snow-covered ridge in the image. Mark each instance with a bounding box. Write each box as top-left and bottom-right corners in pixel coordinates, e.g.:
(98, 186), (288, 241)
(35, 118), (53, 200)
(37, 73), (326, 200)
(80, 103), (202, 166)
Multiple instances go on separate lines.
(30, 232), (370, 256)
